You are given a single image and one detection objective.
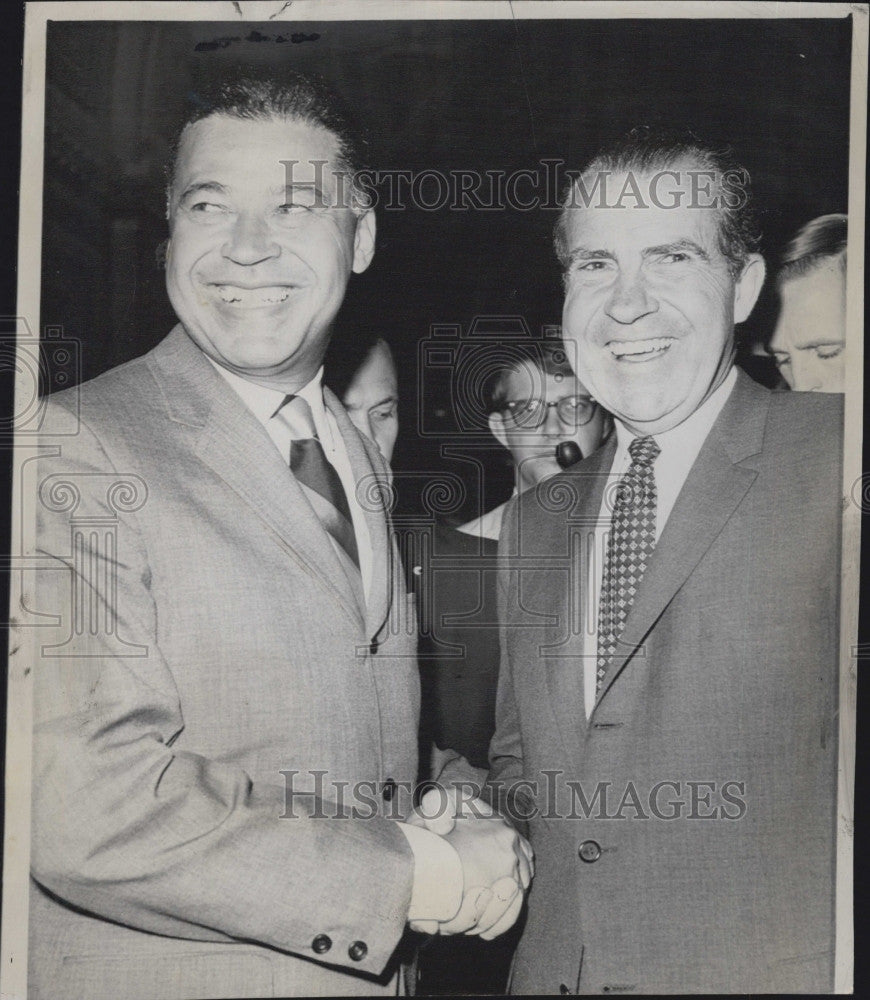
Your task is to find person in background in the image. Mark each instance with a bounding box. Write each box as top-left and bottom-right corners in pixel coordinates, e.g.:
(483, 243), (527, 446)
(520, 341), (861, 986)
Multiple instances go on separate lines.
(768, 213), (847, 392)
(327, 331), (400, 462)
(415, 342), (611, 995)
(461, 342), (612, 540)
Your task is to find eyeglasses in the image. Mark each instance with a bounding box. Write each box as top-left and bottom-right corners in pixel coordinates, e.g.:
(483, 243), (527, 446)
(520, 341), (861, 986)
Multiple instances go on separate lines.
(501, 394), (598, 429)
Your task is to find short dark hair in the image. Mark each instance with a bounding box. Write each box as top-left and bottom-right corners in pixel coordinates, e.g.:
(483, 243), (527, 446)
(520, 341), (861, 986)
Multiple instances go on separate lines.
(778, 213), (847, 283)
(554, 126), (762, 277)
(484, 341), (576, 413)
(165, 67), (370, 209)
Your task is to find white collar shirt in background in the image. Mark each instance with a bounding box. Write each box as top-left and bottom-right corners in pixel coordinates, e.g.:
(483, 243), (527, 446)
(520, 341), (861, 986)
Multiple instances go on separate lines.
(582, 365), (738, 718)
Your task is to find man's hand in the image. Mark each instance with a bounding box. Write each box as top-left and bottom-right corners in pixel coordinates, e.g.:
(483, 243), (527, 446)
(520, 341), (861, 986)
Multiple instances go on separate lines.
(407, 787), (533, 939)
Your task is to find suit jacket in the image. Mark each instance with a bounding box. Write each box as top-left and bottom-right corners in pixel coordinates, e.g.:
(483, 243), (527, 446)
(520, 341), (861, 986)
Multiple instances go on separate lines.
(456, 371), (842, 994)
(28, 326), (420, 999)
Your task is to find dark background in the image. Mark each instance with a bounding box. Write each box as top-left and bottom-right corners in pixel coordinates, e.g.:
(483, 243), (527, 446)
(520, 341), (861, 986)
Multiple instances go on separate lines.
(40, 16), (853, 519)
(1, 11), (866, 990)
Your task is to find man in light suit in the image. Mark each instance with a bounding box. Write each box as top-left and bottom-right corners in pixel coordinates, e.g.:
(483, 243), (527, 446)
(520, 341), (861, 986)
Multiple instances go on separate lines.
(28, 70), (530, 999)
(443, 129), (843, 993)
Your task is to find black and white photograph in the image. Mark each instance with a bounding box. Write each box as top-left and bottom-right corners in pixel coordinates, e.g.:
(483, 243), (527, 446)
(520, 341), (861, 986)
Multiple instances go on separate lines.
(2, 2), (865, 996)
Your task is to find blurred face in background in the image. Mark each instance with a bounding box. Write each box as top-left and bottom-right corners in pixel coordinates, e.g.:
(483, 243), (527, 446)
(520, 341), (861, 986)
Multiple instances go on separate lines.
(341, 339), (399, 462)
(489, 360), (610, 493)
(769, 262), (846, 393)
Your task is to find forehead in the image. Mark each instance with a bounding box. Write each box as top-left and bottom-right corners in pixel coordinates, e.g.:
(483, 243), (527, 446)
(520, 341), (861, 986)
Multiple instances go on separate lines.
(174, 113), (342, 188)
(776, 264), (846, 344)
(563, 169), (723, 253)
(349, 342), (398, 391)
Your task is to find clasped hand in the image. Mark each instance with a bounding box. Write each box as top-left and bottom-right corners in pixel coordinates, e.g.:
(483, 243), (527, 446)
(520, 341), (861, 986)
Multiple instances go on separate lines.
(406, 787), (533, 940)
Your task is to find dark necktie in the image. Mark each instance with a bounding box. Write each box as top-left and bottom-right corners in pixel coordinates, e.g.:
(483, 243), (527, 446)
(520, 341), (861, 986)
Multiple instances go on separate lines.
(274, 394), (360, 568)
(596, 435), (660, 694)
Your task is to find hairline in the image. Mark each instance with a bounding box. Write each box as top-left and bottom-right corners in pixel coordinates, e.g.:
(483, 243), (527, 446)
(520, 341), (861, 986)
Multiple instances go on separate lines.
(555, 149), (748, 277)
(165, 109), (365, 218)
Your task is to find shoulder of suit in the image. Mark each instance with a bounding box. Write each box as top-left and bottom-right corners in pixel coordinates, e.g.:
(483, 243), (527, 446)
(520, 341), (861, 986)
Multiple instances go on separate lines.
(766, 388), (844, 447)
(41, 337), (167, 439)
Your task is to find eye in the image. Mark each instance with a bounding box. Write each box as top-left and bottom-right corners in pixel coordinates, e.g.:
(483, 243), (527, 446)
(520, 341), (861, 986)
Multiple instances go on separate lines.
(815, 344), (844, 361)
(576, 260), (610, 272)
(277, 188), (321, 214)
(189, 201), (228, 214)
(371, 403), (397, 422)
(660, 251), (690, 264)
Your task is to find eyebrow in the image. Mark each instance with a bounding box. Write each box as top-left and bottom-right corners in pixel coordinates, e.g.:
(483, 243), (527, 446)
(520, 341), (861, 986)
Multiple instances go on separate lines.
(280, 181), (329, 201)
(644, 239), (710, 261)
(566, 247), (616, 265)
(177, 181), (230, 203)
(177, 181), (328, 202)
(344, 396), (399, 413)
(789, 337), (845, 351)
(566, 239), (710, 264)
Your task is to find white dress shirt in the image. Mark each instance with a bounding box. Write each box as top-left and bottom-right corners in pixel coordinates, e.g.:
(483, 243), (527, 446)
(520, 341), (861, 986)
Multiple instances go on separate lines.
(208, 360), (373, 600)
(582, 366), (738, 717)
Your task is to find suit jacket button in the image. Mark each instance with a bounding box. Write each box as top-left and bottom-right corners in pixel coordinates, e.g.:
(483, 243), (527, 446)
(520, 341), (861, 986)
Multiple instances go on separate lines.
(311, 934), (332, 954)
(348, 940), (368, 961)
(370, 639), (379, 655)
(578, 839), (601, 863)
(383, 777), (397, 801)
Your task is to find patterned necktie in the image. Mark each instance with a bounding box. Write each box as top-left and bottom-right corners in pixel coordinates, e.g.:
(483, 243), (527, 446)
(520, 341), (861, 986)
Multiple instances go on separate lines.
(274, 394), (360, 568)
(596, 435), (660, 694)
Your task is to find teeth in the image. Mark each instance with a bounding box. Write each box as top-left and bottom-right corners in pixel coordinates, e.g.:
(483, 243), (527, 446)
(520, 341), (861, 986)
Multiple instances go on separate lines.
(609, 337), (676, 358)
(215, 285), (290, 306)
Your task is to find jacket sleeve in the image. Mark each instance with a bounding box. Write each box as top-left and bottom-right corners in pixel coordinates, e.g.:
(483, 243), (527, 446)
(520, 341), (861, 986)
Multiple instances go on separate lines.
(29, 400), (414, 977)
(435, 497), (528, 829)
(486, 497), (531, 830)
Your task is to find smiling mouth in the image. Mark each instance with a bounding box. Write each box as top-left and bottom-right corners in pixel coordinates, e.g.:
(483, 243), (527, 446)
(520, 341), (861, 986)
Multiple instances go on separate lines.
(212, 284), (294, 307)
(608, 337), (677, 361)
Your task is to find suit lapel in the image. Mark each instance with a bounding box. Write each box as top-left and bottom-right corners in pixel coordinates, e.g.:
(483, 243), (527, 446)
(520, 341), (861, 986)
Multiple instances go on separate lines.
(148, 327), (364, 625)
(594, 371), (770, 707)
(323, 387), (393, 641)
(541, 438), (616, 767)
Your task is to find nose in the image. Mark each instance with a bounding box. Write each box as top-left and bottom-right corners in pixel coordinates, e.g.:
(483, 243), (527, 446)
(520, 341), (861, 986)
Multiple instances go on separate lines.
(604, 268), (658, 325)
(542, 403), (564, 437)
(222, 213), (280, 266)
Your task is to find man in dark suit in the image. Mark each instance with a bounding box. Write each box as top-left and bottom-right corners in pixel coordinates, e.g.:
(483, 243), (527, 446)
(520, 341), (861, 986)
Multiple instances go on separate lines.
(26, 70), (530, 999)
(443, 129), (843, 993)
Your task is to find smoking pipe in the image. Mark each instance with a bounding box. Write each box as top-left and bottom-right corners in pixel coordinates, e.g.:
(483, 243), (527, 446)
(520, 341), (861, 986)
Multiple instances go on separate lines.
(556, 440), (583, 469)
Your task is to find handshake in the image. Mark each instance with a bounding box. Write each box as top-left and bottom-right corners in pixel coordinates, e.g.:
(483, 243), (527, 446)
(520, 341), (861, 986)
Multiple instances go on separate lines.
(404, 787), (534, 940)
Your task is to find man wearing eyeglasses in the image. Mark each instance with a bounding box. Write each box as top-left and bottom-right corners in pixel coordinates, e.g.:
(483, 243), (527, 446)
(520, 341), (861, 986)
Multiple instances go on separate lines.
(461, 342), (612, 541)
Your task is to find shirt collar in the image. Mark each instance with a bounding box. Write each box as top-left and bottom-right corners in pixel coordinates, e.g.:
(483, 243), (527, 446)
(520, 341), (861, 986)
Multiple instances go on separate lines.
(206, 356), (327, 426)
(613, 365), (738, 459)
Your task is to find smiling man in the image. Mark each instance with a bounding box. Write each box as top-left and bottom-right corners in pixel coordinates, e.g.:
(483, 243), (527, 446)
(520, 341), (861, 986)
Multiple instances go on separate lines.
(29, 71), (531, 1000)
(449, 129), (845, 993)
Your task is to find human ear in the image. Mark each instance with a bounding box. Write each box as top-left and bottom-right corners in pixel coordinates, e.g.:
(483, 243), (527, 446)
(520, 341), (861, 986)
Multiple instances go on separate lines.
(734, 253), (766, 323)
(352, 210), (376, 274)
